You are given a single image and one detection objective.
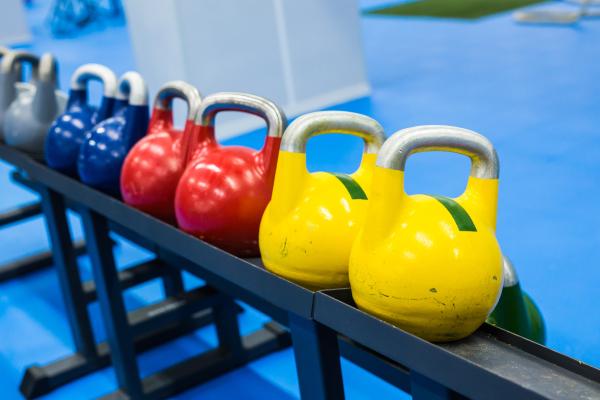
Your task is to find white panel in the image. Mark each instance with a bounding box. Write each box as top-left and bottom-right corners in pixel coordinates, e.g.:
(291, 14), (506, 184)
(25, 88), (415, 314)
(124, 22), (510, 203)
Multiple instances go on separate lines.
(0, 0), (31, 45)
(281, 0), (369, 104)
(176, 0), (287, 102)
(124, 0), (186, 98)
(123, 0), (369, 139)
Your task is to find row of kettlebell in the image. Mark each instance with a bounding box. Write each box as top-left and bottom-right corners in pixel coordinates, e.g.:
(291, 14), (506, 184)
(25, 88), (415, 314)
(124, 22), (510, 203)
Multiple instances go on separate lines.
(259, 113), (545, 342)
(0, 49), (148, 194)
(10, 58), (284, 257)
(0, 52), (544, 344)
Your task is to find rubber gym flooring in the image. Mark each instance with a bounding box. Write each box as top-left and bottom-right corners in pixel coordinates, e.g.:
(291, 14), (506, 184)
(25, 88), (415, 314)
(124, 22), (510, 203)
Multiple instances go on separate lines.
(1, 0), (599, 398)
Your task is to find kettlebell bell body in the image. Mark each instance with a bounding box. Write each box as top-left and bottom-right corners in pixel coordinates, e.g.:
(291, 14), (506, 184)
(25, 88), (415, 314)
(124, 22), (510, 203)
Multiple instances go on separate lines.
(259, 112), (385, 289)
(120, 81), (204, 222)
(78, 72), (149, 194)
(350, 125), (503, 342)
(3, 52), (67, 158)
(174, 92), (287, 257)
(487, 256), (546, 343)
(45, 64), (117, 174)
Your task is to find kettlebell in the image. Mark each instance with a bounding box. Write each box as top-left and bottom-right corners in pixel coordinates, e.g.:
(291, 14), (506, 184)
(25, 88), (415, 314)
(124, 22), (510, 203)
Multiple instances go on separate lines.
(0, 48), (27, 142)
(120, 81), (203, 222)
(349, 125), (504, 342)
(45, 63), (117, 174)
(78, 71), (149, 194)
(174, 92), (287, 257)
(259, 111), (385, 289)
(487, 256), (546, 343)
(3, 51), (67, 158)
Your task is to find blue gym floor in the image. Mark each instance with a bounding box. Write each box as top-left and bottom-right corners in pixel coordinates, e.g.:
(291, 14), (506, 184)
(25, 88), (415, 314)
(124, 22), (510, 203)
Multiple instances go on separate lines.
(1, 0), (600, 398)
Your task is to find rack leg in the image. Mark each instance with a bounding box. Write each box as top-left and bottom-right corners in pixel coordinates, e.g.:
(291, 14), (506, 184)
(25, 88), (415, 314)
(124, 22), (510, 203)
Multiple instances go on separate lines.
(161, 267), (185, 297)
(410, 371), (466, 400)
(289, 314), (345, 400)
(80, 208), (143, 398)
(39, 188), (98, 360)
(214, 297), (245, 360)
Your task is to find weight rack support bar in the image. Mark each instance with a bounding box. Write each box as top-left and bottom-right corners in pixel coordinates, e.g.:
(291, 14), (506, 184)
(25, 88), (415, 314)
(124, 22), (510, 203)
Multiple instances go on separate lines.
(337, 336), (411, 393)
(100, 322), (292, 400)
(10, 175), (241, 398)
(80, 206), (290, 399)
(289, 314), (344, 400)
(20, 294), (230, 399)
(81, 258), (165, 303)
(41, 186), (98, 361)
(0, 239), (87, 282)
(0, 201), (42, 227)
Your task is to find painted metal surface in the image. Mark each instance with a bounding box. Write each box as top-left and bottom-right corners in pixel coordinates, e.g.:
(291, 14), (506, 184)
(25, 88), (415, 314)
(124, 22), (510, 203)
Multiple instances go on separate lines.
(260, 111), (384, 289)
(350, 125), (503, 342)
(45, 63), (117, 174)
(174, 92), (287, 257)
(120, 80), (203, 222)
(78, 71), (149, 194)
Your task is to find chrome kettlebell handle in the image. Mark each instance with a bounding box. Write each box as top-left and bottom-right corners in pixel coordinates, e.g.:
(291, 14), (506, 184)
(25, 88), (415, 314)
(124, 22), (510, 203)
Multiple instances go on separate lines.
(116, 72), (148, 106)
(38, 53), (58, 85)
(0, 50), (39, 79)
(377, 125), (499, 179)
(70, 63), (117, 97)
(281, 111), (385, 154)
(196, 92), (287, 138)
(154, 80), (202, 121)
(502, 255), (518, 287)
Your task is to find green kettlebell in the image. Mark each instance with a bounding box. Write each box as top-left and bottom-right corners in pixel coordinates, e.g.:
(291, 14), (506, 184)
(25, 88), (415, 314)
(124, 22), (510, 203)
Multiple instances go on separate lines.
(487, 256), (546, 344)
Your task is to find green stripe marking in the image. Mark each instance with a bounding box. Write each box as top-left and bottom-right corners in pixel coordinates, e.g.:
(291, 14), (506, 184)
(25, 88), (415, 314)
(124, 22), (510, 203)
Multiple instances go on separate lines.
(329, 173), (368, 200)
(429, 195), (477, 232)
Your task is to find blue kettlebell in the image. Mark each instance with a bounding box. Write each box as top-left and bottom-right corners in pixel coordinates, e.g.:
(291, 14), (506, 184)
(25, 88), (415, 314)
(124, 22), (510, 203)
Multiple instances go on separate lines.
(45, 63), (117, 175)
(78, 71), (149, 194)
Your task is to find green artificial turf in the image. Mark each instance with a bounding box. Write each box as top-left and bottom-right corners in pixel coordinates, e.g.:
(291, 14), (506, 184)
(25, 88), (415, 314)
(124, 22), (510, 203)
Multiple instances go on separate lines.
(368, 0), (547, 19)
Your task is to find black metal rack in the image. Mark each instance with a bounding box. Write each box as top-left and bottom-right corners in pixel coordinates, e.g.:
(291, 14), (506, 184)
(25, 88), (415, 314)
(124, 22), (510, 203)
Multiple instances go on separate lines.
(4, 162), (246, 398)
(315, 289), (600, 400)
(0, 143), (599, 400)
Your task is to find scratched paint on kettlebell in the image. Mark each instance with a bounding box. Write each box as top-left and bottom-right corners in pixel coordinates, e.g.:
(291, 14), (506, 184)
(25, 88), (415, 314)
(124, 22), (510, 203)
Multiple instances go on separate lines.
(328, 173), (368, 200)
(429, 195), (477, 232)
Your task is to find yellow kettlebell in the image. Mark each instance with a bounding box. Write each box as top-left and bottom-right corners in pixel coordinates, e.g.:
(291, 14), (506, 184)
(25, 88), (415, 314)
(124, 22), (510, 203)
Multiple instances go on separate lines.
(260, 111), (385, 290)
(349, 125), (504, 342)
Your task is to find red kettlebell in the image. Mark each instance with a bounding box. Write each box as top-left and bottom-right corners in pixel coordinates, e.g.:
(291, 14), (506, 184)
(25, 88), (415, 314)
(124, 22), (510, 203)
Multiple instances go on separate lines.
(120, 81), (206, 222)
(175, 92), (287, 257)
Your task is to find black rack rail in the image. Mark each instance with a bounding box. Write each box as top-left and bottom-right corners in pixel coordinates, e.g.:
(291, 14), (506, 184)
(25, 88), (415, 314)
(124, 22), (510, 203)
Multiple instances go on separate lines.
(0, 143), (599, 400)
